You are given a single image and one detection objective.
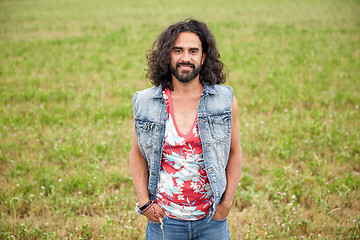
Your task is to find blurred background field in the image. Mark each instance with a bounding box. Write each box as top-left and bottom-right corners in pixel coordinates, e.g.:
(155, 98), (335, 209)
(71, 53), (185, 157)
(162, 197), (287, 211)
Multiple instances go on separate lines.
(0, 0), (359, 239)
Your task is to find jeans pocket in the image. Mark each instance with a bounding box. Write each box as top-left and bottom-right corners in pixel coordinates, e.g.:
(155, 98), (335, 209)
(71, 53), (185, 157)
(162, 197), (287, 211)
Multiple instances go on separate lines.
(148, 219), (161, 224)
(211, 216), (227, 222)
(148, 215), (167, 224)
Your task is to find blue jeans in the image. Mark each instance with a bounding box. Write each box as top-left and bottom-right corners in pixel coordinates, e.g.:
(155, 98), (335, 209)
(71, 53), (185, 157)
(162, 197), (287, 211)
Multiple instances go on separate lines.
(146, 214), (230, 240)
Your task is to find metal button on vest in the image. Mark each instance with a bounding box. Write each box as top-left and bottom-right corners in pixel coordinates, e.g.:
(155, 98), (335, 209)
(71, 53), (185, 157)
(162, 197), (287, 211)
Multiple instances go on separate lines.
(157, 126), (161, 130)
(151, 172), (156, 176)
(154, 150), (158, 154)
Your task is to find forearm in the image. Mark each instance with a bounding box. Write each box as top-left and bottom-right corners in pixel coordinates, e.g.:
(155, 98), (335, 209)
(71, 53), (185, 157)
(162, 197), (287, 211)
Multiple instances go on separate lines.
(222, 146), (242, 206)
(130, 142), (150, 206)
(213, 145), (242, 220)
(221, 95), (243, 206)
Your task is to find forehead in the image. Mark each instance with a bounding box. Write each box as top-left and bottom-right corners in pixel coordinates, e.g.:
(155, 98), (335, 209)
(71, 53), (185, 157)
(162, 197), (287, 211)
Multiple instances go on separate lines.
(173, 32), (202, 50)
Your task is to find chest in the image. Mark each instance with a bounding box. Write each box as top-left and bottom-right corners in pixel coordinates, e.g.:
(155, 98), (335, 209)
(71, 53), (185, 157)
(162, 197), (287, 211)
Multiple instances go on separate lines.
(172, 97), (199, 134)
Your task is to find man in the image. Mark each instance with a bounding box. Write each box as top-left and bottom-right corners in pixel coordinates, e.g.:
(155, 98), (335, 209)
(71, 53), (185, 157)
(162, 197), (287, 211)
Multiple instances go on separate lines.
(130, 18), (242, 240)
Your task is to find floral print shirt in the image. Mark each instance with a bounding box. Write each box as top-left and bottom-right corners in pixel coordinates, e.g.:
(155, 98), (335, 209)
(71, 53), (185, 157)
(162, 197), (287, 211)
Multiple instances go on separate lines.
(156, 88), (214, 220)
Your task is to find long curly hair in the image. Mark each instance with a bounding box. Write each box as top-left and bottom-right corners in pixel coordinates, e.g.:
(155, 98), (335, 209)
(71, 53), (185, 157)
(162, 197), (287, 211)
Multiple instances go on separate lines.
(146, 18), (227, 90)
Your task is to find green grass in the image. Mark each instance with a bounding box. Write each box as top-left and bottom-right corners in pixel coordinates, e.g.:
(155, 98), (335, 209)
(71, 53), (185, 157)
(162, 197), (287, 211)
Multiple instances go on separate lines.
(1, 0), (359, 239)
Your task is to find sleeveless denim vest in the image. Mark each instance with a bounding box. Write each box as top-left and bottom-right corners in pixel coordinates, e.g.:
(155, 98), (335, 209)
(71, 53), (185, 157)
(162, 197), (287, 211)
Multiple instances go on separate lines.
(132, 83), (233, 216)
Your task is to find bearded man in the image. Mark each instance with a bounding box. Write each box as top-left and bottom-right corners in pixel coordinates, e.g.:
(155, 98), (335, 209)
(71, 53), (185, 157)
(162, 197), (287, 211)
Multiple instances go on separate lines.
(130, 18), (242, 240)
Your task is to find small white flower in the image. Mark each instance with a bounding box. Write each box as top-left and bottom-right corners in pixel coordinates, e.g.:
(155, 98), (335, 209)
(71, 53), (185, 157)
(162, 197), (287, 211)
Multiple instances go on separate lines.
(58, 178), (62, 182)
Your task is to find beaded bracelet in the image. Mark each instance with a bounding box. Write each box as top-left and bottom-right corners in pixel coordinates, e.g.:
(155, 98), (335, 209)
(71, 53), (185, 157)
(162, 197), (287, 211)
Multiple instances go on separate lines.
(142, 201), (154, 213)
(151, 204), (157, 217)
(139, 200), (153, 211)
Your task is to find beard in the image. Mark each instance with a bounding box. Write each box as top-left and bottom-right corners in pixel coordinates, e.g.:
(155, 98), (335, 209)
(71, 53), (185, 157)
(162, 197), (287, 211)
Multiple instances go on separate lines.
(170, 62), (202, 83)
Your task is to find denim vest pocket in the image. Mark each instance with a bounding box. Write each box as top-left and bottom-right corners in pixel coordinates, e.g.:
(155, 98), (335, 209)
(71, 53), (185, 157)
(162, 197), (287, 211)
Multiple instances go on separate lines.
(135, 119), (156, 147)
(208, 112), (231, 141)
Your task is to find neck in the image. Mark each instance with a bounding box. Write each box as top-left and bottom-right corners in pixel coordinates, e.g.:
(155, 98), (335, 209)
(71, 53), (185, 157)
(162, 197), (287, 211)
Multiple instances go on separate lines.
(171, 76), (203, 96)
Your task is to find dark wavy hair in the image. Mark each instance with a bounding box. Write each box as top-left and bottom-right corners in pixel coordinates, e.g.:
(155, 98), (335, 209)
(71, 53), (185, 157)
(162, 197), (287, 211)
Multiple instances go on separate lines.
(146, 18), (227, 90)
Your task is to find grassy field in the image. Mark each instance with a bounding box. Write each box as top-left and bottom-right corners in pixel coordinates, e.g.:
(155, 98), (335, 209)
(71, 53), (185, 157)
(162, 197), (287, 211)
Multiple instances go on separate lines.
(1, 0), (359, 239)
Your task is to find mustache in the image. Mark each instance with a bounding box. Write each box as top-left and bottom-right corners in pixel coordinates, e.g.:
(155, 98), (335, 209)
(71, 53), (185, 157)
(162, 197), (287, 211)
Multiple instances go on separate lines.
(176, 62), (195, 68)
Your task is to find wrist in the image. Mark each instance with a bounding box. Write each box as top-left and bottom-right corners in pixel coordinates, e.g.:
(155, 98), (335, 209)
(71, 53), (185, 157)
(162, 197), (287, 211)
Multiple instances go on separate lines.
(220, 196), (233, 207)
(138, 197), (150, 207)
(139, 200), (153, 211)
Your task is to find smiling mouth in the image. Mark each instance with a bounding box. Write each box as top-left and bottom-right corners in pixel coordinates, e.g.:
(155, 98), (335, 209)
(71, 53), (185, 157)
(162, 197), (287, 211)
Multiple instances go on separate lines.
(178, 65), (193, 71)
(176, 62), (195, 68)
(176, 62), (195, 70)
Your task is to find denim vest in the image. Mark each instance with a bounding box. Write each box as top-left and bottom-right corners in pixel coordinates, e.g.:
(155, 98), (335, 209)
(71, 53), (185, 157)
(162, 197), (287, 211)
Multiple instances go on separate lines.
(132, 83), (233, 216)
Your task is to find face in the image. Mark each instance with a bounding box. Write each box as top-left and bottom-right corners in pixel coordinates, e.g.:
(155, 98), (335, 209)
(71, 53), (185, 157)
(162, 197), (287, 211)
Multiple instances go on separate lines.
(170, 32), (206, 83)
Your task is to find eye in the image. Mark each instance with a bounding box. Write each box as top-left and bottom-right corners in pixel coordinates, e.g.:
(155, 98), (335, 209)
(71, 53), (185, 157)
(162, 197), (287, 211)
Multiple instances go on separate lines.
(191, 50), (198, 54)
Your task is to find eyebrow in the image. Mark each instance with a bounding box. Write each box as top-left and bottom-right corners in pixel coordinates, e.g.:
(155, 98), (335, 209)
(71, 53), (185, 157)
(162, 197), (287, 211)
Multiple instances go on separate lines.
(173, 47), (200, 51)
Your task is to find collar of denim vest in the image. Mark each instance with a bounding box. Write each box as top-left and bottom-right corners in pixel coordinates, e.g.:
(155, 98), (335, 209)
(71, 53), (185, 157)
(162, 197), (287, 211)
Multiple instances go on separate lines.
(149, 82), (219, 99)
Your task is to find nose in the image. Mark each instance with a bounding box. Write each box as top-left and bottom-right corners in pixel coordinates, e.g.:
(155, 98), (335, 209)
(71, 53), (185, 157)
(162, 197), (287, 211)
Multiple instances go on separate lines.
(181, 51), (191, 62)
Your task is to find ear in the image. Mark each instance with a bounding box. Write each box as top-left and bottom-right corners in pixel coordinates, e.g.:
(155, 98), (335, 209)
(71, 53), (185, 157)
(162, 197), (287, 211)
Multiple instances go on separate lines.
(201, 53), (206, 65)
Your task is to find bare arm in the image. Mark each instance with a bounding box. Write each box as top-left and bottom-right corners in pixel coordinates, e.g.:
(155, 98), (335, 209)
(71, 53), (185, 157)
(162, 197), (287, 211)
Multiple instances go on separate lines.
(130, 128), (150, 207)
(213, 96), (243, 220)
(130, 127), (166, 221)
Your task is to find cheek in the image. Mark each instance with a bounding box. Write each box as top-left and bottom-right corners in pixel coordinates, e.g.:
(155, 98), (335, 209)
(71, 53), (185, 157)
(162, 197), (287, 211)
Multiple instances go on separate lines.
(170, 56), (179, 65)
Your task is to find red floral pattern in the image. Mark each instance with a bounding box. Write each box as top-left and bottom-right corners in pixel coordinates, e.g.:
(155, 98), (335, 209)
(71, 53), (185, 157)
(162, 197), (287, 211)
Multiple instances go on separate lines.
(156, 89), (214, 220)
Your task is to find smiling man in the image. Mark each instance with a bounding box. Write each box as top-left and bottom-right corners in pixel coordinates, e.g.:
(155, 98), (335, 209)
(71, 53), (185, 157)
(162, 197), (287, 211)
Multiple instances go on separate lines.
(130, 19), (242, 240)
